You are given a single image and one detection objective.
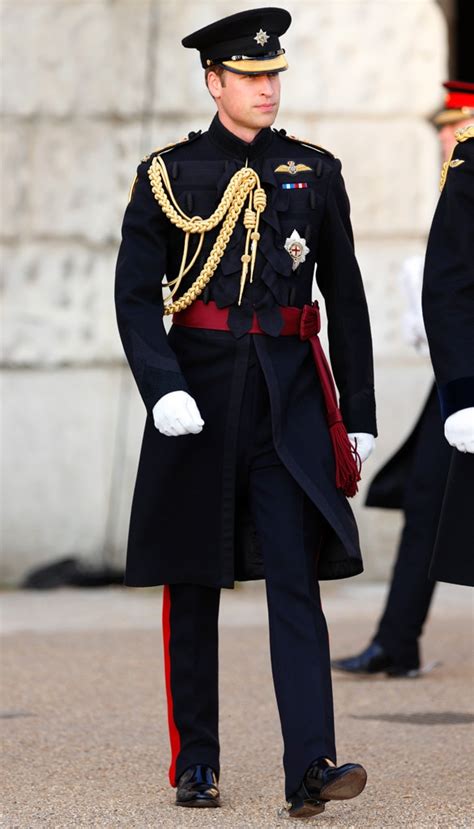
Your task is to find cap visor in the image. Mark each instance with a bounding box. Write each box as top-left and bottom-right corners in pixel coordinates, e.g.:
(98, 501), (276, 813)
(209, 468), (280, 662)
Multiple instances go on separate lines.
(221, 54), (288, 75)
(433, 108), (474, 126)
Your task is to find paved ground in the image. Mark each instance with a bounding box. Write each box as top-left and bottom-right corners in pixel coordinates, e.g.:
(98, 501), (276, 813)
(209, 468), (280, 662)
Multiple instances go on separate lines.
(1, 581), (473, 828)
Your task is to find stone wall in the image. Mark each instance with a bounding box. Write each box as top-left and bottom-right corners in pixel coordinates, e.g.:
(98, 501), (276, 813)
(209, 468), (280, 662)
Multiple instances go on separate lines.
(1, 0), (447, 582)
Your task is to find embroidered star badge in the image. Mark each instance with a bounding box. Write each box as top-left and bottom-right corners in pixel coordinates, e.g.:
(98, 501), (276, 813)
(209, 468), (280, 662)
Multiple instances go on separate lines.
(284, 230), (310, 271)
(254, 29), (270, 47)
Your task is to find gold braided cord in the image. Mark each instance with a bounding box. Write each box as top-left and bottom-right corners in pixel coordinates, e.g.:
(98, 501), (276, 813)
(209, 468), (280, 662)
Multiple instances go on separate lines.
(165, 232), (205, 288)
(149, 155), (259, 233)
(439, 158), (450, 193)
(454, 124), (474, 142)
(440, 124), (474, 191)
(147, 156), (267, 314)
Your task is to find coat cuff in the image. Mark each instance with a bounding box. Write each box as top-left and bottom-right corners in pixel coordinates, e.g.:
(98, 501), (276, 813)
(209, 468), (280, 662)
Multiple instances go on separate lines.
(438, 376), (474, 421)
(141, 366), (190, 415)
(340, 388), (377, 437)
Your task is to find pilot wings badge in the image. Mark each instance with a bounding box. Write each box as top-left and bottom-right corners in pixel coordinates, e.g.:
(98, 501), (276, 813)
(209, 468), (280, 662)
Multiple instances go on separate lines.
(284, 230), (310, 271)
(274, 160), (312, 175)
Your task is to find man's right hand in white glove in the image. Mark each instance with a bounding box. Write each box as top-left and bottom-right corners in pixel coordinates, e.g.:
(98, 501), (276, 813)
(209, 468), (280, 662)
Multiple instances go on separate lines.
(444, 407), (474, 453)
(152, 391), (204, 437)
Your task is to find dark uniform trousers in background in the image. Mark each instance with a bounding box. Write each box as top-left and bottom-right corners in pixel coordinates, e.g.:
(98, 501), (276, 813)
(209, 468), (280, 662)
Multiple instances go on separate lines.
(164, 345), (335, 799)
(367, 386), (452, 668)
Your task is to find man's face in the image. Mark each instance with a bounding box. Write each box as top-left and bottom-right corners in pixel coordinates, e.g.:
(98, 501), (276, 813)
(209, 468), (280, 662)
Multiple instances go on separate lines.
(438, 118), (472, 161)
(208, 70), (281, 134)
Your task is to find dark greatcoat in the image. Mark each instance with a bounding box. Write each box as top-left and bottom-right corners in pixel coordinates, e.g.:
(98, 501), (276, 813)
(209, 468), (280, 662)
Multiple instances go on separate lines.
(422, 132), (474, 587)
(115, 116), (377, 589)
(365, 383), (450, 512)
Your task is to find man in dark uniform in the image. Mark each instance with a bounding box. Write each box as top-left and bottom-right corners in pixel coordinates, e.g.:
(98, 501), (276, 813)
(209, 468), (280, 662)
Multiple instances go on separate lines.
(422, 123), (474, 588)
(115, 8), (376, 818)
(332, 82), (474, 678)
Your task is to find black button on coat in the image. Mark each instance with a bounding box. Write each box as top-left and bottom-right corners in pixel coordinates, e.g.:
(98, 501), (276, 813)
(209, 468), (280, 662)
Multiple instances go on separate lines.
(115, 116), (377, 588)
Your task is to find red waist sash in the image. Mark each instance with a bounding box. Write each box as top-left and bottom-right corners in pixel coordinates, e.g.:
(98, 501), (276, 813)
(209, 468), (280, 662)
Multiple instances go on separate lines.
(173, 300), (361, 497)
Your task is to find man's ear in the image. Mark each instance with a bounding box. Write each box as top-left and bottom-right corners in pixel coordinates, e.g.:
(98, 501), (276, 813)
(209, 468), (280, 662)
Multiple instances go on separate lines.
(207, 71), (223, 100)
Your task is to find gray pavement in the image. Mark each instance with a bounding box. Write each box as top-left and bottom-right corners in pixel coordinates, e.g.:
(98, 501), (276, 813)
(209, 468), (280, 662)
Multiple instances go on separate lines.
(1, 582), (473, 828)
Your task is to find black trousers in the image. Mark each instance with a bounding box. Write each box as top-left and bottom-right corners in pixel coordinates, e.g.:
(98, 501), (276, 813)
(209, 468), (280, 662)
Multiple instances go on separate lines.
(162, 347), (336, 798)
(374, 386), (452, 668)
(430, 451), (474, 587)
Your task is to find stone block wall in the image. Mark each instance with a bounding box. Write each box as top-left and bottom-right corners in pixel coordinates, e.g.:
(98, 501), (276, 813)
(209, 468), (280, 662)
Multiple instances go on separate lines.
(1, 0), (447, 582)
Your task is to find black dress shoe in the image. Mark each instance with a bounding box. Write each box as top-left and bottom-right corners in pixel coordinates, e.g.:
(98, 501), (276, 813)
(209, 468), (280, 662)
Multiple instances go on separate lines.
(176, 764), (220, 808)
(287, 757), (367, 818)
(331, 641), (417, 677)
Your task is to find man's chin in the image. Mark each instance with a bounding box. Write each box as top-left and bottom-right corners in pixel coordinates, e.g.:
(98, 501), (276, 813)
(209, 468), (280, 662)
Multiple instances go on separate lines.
(251, 109), (278, 128)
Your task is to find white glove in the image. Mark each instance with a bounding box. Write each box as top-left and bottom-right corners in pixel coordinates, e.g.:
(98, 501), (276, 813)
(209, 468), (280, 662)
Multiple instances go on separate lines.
(444, 408), (474, 453)
(152, 391), (204, 437)
(348, 432), (375, 464)
(398, 255), (429, 355)
(401, 310), (430, 356)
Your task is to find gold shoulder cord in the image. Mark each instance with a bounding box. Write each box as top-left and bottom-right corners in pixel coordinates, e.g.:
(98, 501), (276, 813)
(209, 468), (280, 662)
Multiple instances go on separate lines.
(455, 124), (474, 142)
(127, 139), (188, 204)
(286, 134), (333, 156)
(439, 123), (474, 192)
(147, 155), (267, 314)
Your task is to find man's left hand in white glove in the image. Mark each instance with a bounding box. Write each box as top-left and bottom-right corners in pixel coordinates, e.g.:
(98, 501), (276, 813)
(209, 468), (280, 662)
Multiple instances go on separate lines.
(444, 407), (474, 453)
(348, 432), (375, 464)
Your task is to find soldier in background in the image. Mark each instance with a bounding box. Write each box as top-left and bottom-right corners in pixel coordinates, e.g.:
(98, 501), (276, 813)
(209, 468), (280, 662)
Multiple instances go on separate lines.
(332, 81), (474, 677)
(423, 121), (474, 588)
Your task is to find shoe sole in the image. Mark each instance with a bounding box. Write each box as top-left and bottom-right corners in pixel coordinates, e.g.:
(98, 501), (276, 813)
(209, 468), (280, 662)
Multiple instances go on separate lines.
(176, 798), (221, 808)
(320, 766), (367, 801)
(287, 801), (325, 819)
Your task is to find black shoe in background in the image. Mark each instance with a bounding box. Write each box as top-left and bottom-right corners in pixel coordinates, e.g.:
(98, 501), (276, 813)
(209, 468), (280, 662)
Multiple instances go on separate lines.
(331, 641), (417, 677)
(21, 557), (124, 589)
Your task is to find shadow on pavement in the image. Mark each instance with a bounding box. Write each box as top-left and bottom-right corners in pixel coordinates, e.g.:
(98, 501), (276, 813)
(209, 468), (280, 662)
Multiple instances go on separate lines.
(350, 711), (474, 726)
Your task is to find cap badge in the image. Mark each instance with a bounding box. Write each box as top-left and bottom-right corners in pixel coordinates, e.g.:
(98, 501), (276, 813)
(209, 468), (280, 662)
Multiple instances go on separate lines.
(284, 230), (310, 271)
(274, 161), (312, 175)
(254, 28), (270, 47)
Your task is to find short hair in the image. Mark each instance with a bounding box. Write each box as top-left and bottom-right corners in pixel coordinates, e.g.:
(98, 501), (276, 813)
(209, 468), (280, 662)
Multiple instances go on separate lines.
(205, 64), (227, 89)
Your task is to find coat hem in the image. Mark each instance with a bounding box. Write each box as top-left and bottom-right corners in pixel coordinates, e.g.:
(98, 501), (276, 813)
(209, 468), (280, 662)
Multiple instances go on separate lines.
(124, 559), (363, 588)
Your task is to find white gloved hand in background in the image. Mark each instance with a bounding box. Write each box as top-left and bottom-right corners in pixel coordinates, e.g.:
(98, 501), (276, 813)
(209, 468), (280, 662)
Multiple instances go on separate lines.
(444, 408), (474, 453)
(348, 432), (375, 464)
(398, 255), (430, 357)
(152, 391), (204, 437)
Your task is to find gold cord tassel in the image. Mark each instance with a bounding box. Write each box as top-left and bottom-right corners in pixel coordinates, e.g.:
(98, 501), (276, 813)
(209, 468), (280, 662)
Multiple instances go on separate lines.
(250, 187), (266, 283)
(239, 192), (254, 304)
(147, 156), (266, 314)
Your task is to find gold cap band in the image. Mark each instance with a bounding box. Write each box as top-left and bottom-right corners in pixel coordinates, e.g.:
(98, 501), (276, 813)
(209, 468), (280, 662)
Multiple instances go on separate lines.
(221, 53), (288, 75)
(433, 107), (474, 126)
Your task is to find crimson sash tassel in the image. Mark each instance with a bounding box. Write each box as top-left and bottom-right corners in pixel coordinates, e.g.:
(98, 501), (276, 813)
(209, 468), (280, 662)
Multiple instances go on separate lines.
(300, 303), (361, 498)
(329, 420), (361, 497)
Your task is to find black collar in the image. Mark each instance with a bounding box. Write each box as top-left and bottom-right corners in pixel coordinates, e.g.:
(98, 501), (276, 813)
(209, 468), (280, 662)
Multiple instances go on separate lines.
(208, 114), (274, 161)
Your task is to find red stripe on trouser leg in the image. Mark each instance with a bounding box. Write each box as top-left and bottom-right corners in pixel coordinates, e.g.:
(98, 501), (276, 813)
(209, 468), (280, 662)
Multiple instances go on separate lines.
(162, 585), (181, 787)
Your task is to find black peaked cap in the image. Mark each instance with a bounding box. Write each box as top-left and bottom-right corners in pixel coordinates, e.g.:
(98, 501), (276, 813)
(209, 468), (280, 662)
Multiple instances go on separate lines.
(182, 7), (291, 74)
